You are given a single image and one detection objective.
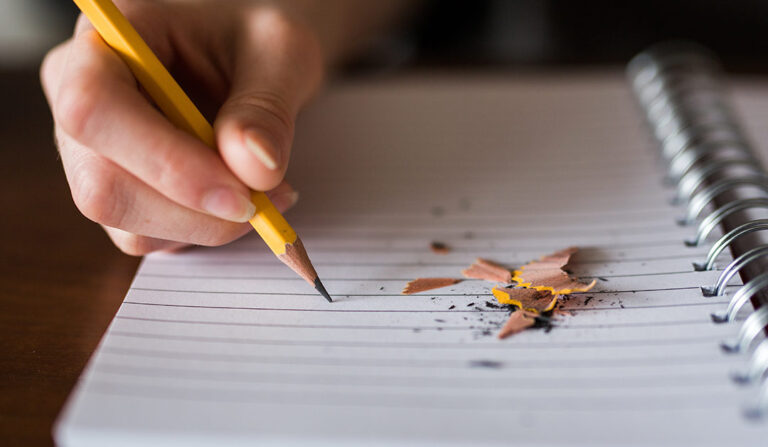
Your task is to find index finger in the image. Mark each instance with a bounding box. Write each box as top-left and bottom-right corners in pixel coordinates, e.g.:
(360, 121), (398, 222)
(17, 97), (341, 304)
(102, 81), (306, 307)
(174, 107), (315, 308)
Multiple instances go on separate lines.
(55, 28), (256, 223)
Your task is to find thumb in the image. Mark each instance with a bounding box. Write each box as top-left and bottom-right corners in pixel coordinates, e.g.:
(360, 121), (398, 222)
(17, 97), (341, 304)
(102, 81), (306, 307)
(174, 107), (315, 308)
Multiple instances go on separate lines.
(214, 10), (323, 192)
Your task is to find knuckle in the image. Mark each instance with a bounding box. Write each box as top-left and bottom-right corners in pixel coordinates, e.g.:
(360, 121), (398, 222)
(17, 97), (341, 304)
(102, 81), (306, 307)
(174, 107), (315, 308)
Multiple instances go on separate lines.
(40, 43), (67, 92)
(69, 158), (124, 228)
(242, 6), (323, 72)
(246, 7), (298, 40)
(55, 75), (99, 143)
(149, 140), (192, 192)
(225, 91), (295, 142)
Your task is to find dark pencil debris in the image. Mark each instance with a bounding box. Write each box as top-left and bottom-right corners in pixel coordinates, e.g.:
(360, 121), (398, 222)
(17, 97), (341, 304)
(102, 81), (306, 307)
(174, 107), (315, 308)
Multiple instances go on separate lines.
(406, 245), (601, 340)
(430, 241), (451, 255)
(469, 360), (504, 369)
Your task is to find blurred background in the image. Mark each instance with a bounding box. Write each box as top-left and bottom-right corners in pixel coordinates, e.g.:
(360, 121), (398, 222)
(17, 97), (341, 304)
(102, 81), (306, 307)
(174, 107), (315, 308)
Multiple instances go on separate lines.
(4, 0), (768, 72)
(0, 0), (75, 69)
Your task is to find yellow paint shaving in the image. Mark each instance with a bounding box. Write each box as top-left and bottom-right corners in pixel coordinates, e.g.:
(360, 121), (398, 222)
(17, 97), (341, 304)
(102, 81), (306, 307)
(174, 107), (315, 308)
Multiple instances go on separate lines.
(492, 287), (558, 313)
(510, 274), (597, 294)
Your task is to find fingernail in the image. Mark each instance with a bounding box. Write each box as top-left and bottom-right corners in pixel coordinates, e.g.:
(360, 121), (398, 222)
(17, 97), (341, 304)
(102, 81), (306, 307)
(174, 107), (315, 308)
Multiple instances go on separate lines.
(244, 129), (279, 170)
(271, 191), (300, 211)
(202, 188), (256, 222)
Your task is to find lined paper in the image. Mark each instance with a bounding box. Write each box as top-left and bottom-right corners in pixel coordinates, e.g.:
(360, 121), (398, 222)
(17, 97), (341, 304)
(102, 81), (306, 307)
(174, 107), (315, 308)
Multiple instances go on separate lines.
(56, 75), (768, 446)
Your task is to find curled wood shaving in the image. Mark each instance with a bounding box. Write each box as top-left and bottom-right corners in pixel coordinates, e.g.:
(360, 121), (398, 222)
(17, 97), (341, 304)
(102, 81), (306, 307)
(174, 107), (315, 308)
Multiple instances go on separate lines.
(461, 258), (512, 283)
(497, 311), (537, 339)
(402, 278), (461, 295)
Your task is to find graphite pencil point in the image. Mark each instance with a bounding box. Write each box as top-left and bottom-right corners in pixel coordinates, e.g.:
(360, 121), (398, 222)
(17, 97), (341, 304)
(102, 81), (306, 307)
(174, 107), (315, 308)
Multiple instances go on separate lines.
(314, 277), (333, 303)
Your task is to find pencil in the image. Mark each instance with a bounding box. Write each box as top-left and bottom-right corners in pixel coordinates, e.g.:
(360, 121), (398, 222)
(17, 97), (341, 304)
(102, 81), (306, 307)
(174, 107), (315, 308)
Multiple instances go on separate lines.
(72, 0), (332, 302)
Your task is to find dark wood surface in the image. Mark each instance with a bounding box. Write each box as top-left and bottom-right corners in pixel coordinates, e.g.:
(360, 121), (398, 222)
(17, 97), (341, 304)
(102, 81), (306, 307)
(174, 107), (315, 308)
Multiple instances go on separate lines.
(0, 70), (141, 447)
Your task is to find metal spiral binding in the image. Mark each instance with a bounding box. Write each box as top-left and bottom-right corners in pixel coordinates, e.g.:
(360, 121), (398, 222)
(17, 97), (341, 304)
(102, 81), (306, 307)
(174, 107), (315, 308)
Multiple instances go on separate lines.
(627, 42), (768, 417)
(693, 219), (768, 271)
(680, 175), (768, 225)
(712, 272), (768, 323)
(702, 245), (768, 297)
(686, 198), (768, 247)
(675, 158), (762, 205)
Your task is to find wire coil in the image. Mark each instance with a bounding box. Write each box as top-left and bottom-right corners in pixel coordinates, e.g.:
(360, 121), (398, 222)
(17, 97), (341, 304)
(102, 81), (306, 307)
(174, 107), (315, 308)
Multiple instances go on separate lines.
(628, 42), (768, 417)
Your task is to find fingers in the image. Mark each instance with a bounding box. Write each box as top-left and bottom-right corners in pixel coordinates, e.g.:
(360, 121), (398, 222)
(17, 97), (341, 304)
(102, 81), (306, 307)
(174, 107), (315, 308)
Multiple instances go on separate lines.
(57, 130), (299, 253)
(53, 29), (256, 223)
(57, 130), (250, 244)
(41, 5), (313, 257)
(263, 180), (301, 212)
(215, 8), (323, 191)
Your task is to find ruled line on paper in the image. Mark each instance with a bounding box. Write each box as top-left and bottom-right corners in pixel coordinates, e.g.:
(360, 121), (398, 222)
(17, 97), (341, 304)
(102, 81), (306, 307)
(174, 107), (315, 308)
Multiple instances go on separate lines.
(140, 252), (716, 266)
(126, 285), (738, 297)
(273, 242), (702, 253)
(218, 239), (692, 253)
(122, 301), (733, 315)
(82, 381), (745, 413)
(310, 166), (662, 182)
(97, 346), (740, 369)
(89, 363), (730, 391)
(284, 206), (678, 219)
(114, 314), (727, 331)
(136, 269), (720, 281)
(105, 330), (726, 349)
(288, 220), (681, 234)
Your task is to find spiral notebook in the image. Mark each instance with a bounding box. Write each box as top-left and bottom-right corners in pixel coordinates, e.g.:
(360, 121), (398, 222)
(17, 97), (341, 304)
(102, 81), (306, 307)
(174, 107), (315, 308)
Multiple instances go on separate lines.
(56, 45), (768, 446)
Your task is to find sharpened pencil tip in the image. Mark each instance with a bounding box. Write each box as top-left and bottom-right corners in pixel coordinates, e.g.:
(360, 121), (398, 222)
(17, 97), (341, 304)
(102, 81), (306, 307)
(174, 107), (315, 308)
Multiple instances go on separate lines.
(314, 277), (333, 303)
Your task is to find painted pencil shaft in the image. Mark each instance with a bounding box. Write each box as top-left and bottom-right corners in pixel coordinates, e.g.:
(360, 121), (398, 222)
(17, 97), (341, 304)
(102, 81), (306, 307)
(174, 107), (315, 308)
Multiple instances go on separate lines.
(73, 0), (331, 302)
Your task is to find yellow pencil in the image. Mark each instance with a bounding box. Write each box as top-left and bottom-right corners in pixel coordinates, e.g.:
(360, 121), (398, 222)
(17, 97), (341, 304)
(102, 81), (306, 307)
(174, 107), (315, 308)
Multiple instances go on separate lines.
(72, 0), (332, 302)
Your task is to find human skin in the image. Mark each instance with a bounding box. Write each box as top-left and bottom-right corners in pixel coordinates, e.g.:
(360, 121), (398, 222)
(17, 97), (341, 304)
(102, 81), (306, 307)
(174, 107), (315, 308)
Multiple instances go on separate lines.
(40, 0), (415, 255)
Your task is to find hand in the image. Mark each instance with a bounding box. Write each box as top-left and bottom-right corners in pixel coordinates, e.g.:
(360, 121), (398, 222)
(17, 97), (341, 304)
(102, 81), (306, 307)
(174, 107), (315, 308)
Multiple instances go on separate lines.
(40, 0), (324, 255)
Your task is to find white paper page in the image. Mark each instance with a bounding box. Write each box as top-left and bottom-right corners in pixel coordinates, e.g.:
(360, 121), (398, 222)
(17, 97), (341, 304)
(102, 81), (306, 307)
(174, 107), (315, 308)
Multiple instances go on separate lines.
(56, 74), (768, 446)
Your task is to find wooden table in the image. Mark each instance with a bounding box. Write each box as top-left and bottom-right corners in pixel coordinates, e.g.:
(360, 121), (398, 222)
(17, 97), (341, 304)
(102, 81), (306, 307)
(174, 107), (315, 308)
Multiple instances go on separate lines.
(0, 70), (140, 446)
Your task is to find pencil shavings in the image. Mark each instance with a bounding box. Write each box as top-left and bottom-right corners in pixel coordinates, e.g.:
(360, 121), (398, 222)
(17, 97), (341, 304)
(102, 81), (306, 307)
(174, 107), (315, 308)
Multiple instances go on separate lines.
(497, 311), (537, 339)
(402, 278), (461, 295)
(430, 241), (451, 255)
(512, 246), (596, 294)
(492, 286), (558, 313)
(461, 258), (513, 283)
